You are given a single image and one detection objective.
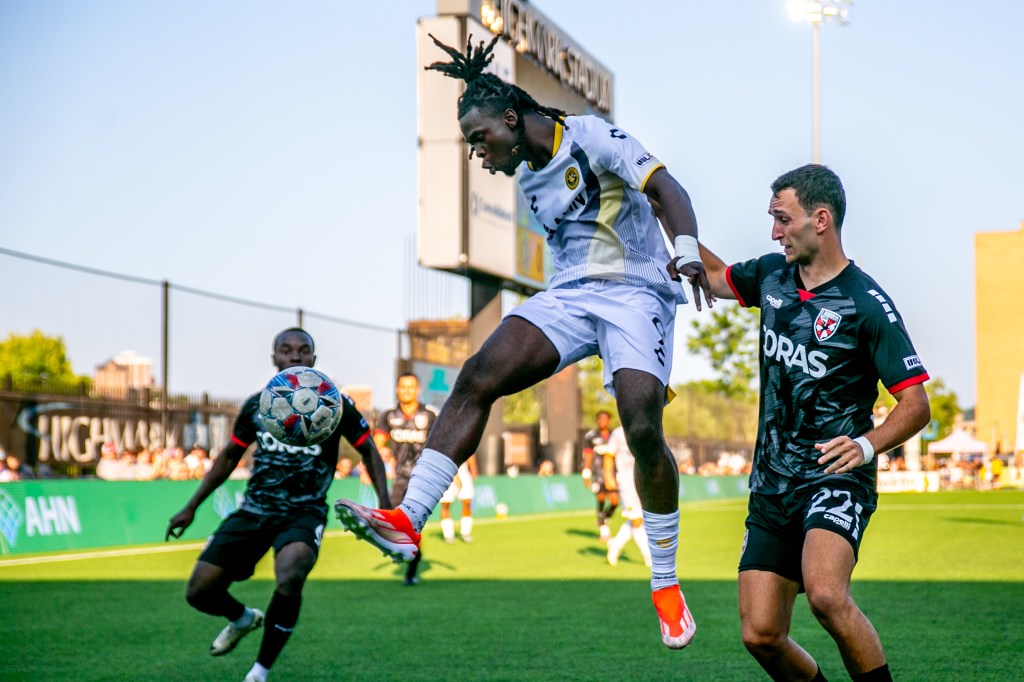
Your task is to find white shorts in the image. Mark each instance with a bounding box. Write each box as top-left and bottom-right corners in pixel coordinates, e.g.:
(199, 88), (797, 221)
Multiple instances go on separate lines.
(441, 462), (474, 503)
(511, 279), (676, 394)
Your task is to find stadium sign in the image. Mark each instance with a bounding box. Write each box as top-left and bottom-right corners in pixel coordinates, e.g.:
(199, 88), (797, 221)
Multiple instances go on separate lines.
(477, 0), (613, 113)
(0, 489), (81, 552)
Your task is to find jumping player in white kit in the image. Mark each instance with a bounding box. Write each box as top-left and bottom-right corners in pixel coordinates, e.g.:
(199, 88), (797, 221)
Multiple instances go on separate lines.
(335, 34), (713, 649)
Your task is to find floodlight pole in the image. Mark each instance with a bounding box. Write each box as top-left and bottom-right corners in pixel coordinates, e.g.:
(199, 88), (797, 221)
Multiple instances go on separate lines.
(812, 20), (821, 163)
(789, 0), (851, 164)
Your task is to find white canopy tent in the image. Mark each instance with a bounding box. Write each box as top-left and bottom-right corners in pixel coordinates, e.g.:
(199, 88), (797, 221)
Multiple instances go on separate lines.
(927, 427), (989, 458)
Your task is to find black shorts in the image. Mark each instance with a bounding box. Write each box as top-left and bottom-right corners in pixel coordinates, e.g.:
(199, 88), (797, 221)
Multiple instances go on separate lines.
(738, 479), (876, 587)
(199, 509), (326, 581)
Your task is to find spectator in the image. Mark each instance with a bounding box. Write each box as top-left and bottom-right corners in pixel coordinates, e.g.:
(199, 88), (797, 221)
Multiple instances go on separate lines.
(335, 457), (355, 479)
(96, 442), (124, 480)
(0, 453), (24, 482)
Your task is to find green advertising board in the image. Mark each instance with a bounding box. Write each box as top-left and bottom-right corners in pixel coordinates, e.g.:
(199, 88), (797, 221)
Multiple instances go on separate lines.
(0, 475), (748, 556)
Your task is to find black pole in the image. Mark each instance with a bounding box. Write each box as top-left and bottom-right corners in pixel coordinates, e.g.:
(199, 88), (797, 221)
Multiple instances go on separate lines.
(161, 280), (170, 447)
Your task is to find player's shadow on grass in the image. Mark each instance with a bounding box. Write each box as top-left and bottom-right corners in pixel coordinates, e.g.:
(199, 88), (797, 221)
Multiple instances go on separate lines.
(564, 528), (600, 540)
(942, 516), (1024, 527)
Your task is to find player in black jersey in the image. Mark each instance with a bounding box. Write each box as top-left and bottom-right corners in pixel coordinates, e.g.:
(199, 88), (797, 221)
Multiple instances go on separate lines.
(374, 372), (438, 586)
(165, 328), (390, 682)
(689, 165), (930, 682)
(581, 410), (618, 542)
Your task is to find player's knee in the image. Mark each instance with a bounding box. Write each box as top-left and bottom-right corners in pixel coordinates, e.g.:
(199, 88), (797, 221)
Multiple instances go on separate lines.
(805, 585), (852, 623)
(185, 582), (215, 610)
(451, 355), (499, 401)
(622, 418), (662, 457)
(741, 622), (787, 657)
(275, 570), (307, 597)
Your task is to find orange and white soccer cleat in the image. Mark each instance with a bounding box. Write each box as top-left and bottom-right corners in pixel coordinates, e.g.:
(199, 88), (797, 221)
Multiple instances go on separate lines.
(652, 585), (697, 649)
(334, 500), (421, 564)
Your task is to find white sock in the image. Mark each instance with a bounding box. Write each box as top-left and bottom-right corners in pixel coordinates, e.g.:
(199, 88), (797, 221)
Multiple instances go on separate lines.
(632, 524), (652, 565)
(398, 449), (459, 532)
(643, 509), (680, 591)
(247, 662), (268, 681)
(608, 523), (631, 555)
(230, 607), (255, 629)
(441, 517), (455, 540)
(460, 515), (474, 537)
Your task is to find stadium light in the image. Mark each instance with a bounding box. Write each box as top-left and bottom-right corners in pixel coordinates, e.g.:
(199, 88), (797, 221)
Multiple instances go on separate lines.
(787, 1), (852, 163)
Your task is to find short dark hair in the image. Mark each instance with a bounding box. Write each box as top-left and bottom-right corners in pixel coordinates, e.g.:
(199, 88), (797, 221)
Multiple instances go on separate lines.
(771, 164), (846, 230)
(273, 327), (314, 353)
(596, 410), (611, 419)
(397, 372), (419, 383)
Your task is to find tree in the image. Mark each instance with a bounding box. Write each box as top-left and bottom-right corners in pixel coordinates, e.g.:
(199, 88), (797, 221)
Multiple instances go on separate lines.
(576, 356), (618, 426)
(874, 376), (959, 439)
(0, 329), (89, 390)
(686, 302), (759, 400)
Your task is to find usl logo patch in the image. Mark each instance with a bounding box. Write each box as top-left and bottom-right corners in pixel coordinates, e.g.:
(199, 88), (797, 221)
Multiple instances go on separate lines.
(814, 308), (842, 342)
(564, 166), (579, 189)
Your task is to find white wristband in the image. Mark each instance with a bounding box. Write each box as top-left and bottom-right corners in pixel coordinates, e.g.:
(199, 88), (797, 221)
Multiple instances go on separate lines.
(853, 436), (875, 464)
(673, 234), (699, 266)
(581, 468), (592, 479)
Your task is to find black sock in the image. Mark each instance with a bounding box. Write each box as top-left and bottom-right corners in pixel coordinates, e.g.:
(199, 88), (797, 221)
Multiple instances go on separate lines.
(597, 509), (607, 526)
(406, 552), (422, 580)
(812, 667), (829, 682)
(256, 590), (301, 669)
(852, 664), (892, 682)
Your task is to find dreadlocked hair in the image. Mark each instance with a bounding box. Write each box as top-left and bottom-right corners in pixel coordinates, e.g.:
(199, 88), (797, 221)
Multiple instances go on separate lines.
(426, 33), (567, 127)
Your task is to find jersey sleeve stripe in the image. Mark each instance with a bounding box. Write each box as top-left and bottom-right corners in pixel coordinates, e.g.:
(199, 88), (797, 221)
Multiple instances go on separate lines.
(351, 431), (370, 447)
(725, 265), (747, 307)
(888, 373), (929, 394)
(639, 163), (665, 192)
(231, 434), (250, 448)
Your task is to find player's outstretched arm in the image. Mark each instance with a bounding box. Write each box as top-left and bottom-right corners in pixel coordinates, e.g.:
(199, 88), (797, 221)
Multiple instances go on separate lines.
(643, 168), (714, 310)
(697, 242), (737, 302)
(354, 437), (392, 509)
(165, 441), (245, 540)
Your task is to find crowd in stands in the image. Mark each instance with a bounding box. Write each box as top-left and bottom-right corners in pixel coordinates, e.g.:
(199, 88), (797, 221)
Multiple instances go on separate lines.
(91, 442), (244, 481)
(0, 441), (1018, 490)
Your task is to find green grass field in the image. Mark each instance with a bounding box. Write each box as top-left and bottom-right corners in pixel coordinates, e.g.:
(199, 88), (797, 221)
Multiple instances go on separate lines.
(2, 489), (1023, 681)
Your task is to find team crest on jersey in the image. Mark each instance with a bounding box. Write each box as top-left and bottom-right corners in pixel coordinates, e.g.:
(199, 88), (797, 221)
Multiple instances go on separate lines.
(414, 413), (430, 429)
(564, 166), (579, 189)
(813, 308), (842, 342)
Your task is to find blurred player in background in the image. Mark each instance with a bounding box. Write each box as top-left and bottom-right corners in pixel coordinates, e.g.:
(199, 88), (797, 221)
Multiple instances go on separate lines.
(375, 372), (438, 585)
(605, 425), (652, 568)
(581, 410), (618, 542)
(439, 453), (478, 543)
(166, 328), (390, 682)
(696, 165), (931, 682)
(336, 35), (713, 650)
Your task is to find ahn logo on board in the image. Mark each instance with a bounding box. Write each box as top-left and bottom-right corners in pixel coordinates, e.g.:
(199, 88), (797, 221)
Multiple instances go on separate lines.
(0, 489), (82, 550)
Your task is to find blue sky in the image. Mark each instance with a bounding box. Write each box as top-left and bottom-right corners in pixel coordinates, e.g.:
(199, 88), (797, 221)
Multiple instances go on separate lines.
(1, 1), (1021, 407)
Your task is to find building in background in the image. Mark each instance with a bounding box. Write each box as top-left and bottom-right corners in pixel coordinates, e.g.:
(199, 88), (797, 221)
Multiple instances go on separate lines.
(975, 221), (1024, 455)
(93, 350), (153, 398)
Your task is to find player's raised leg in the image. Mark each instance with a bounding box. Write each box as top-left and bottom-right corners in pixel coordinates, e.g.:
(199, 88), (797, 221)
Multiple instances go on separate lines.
(336, 316), (560, 560)
(184, 562), (264, 657)
(614, 368), (696, 649)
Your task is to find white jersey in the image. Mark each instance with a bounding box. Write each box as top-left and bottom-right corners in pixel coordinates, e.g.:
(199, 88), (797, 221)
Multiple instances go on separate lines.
(517, 115), (684, 303)
(608, 426), (643, 520)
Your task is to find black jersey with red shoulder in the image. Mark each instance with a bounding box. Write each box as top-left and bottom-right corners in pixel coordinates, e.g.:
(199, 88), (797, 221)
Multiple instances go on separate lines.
(231, 390), (371, 517)
(375, 403), (438, 482)
(727, 255), (929, 496)
(583, 427), (614, 488)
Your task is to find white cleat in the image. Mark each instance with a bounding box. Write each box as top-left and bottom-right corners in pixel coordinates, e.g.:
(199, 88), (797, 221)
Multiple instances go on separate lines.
(210, 609), (264, 656)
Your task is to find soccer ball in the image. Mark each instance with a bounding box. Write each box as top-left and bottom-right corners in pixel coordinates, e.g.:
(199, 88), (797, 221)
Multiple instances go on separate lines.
(257, 366), (343, 446)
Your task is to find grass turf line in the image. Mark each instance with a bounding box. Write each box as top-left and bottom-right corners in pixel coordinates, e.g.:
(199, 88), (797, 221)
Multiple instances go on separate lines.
(1, 490), (1022, 681)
